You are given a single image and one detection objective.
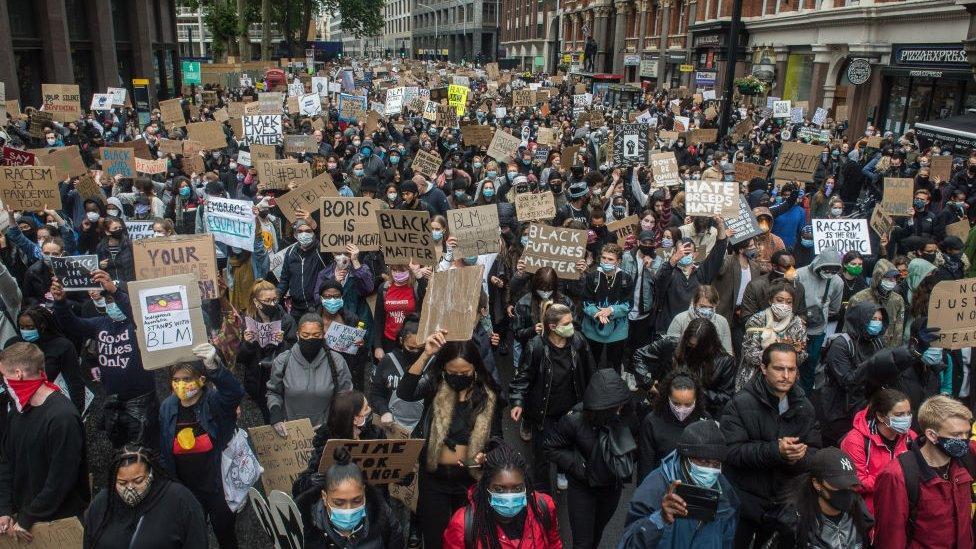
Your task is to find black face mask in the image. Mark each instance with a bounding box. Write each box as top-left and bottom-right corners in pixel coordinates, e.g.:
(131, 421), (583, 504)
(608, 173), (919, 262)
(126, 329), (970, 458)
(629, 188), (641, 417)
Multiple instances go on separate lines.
(921, 253), (937, 264)
(443, 372), (474, 392)
(639, 245), (655, 256)
(260, 303), (277, 317)
(109, 229), (124, 239)
(821, 487), (856, 511)
(298, 338), (322, 361)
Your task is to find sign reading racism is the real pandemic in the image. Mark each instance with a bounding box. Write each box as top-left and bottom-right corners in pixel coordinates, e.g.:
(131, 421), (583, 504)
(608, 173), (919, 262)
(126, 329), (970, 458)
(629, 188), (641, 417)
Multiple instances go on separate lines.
(812, 218), (871, 255)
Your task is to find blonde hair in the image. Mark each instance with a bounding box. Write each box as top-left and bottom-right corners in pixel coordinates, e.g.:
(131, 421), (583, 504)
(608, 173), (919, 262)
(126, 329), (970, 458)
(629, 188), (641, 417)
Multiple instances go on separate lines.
(246, 280), (279, 318)
(918, 394), (973, 433)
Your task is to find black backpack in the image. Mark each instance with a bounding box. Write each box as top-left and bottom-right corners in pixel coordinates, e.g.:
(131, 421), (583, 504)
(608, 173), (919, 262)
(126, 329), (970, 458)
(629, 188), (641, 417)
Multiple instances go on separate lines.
(897, 448), (976, 540)
(462, 493), (552, 548)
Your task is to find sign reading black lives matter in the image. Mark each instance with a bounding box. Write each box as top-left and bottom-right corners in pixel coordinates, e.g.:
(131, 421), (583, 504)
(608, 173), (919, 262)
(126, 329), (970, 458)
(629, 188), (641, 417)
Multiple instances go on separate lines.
(242, 114), (283, 146)
(812, 218), (871, 255)
(50, 255), (99, 291)
(612, 124), (649, 166)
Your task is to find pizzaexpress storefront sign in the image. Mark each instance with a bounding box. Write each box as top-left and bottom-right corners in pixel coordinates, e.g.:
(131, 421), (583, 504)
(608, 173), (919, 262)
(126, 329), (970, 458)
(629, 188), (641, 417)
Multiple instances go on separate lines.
(891, 43), (969, 69)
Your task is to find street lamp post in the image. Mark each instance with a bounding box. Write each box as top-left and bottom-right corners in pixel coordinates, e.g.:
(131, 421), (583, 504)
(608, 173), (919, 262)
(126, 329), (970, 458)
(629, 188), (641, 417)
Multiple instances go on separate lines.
(717, 0), (744, 141)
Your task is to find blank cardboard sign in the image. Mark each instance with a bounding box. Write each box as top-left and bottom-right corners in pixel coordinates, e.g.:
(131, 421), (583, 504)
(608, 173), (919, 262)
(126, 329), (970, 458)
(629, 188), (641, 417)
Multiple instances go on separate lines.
(417, 265), (485, 341)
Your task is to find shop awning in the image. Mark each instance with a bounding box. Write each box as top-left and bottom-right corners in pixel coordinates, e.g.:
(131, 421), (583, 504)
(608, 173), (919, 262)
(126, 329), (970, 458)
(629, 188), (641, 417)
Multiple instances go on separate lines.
(914, 115), (976, 150)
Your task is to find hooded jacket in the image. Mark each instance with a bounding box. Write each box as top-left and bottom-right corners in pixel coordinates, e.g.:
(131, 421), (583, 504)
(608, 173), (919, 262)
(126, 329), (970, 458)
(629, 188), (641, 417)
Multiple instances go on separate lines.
(632, 336), (736, 418)
(848, 258), (906, 348)
(751, 207), (786, 273)
(266, 343), (353, 427)
(794, 247), (843, 335)
(819, 302), (888, 424)
(617, 450), (738, 549)
(442, 487), (561, 549)
(839, 408), (917, 517)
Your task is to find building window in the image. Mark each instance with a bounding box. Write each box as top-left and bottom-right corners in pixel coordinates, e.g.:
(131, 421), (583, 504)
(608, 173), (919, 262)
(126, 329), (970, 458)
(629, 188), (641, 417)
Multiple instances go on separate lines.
(8, 1), (39, 39)
(112, 0), (131, 42)
(65, 0), (90, 40)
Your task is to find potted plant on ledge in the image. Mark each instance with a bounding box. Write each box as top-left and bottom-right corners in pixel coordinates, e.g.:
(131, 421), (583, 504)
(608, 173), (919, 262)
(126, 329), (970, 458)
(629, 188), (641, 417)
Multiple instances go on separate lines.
(734, 75), (765, 96)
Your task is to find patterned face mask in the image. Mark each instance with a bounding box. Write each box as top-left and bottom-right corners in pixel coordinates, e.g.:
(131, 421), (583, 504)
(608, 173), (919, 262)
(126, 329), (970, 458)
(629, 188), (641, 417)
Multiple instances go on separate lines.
(117, 472), (153, 507)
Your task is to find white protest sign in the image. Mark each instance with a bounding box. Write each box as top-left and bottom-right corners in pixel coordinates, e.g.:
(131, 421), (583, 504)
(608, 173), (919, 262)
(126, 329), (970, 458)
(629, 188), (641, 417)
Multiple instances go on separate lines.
(812, 218), (871, 255)
(325, 322), (368, 354)
(108, 87), (127, 106)
(772, 100), (792, 118)
(245, 317), (282, 348)
(812, 107), (828, 127)
(137, 284), (193, 352)
(299, 94), (322, 117)
(237, 150), (252, 167)
(126, 220), (156, 240)
(311, 76), (330, 97)
(90, 93), (114, 111)
(205, 197), (256, 251)
(243, 114), (283, 146)
(385, 87), (404, 115)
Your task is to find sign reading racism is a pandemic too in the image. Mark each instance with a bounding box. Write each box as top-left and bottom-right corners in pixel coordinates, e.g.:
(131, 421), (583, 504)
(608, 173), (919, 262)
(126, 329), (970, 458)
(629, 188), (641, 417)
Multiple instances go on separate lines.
(0, 166), (61, 210)
(375, 209), (439, 266)
(319, 198), (381, 252)
(522, 223), (587, 280)
(812, 218), (871, 255)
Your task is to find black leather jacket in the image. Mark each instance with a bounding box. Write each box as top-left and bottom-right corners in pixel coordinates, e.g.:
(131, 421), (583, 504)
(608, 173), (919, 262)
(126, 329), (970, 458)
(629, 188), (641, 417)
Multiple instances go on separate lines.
(508, 333), (596, 422)
(632, 336), (737, 417)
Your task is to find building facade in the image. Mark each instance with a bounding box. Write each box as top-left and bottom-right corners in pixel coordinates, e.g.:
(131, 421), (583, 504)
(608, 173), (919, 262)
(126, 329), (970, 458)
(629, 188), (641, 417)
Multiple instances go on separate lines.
(411, 0), (500, 62)
(500, 0), (558, 71)
(384, 0), (413, 57)
(1, 0), (181, 108)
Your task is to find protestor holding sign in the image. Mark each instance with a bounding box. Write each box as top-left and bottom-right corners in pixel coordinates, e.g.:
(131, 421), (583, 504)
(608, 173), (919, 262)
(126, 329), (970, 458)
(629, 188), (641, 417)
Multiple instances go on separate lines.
(396, 331), (502, 549)
(579, 243), (634, 369)
(237, 280), (296, 424)
(317, 278), (371, 390)
(158, 343), (245, 549)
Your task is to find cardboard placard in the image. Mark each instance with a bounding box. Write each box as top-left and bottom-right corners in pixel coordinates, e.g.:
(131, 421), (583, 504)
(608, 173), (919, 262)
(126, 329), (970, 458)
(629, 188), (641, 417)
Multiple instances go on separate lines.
(259, 92), (284, 115)
(730, 118), (754, 142)
(882, 177), (914, 217)
(417, 265), (485, 341)
(947, 218), (971, 241)
(75, 173), (105, 205)
(812, 218), (871, 255)
(612, 123), (649, 167)
(486, 129), (521, 162)
(213, 107), (230, 123)
(256, 160), (311, 190)
(0, 517), (83, 549)
(41, 83), (81, 122)
(411, 149), (442, 180)
(865, 136), (882, 148)
(325, 322), (368, 353)
(523, 223), (587, 280)
(448, 205), (500, 257)
(687, 128), (718, 144)
(201, 90), (218, 107)
(100, 147), (136, 178)
(869, 206), (894, 241)
(243, 115), (284, 146)
(128, 274), (207, 370)
(536, 127), (556, 146)
(512, 89), (535, 107)
(248, 419), (315, 496)
(28, 111), (54, 139)
(186, 121), (227, 150)
(132, 234), (219, 300)
(650, 152), (681, 187)
(384, 421), (418, 512)
(318, 438), (425, 485)
(724, 196), (763, 245)
(685, 180), (739, 217)
(250, 144), (277, 162)
(772, 142), (822, 183)
(461, 125), (494, 148)
(0, 166), (62, 210)
(276, 171), (339, 222)
(283, 134), (317, 155)
(2, 146), (34, 166)
(931, 155), (952, 181)
(36, 145), (87, 179)
(181, 154), (205, 176)
(159, 98), (185, 127)
(514, 191), (556, 222)
(608, 215), (639, 247)
(319, 197), (381, 252)
(50, 255), (98, 291)
(734, 161), (767, 182)
(157, 138), (183, 156)
(928, 278), (976, 350)
(135, 157), (168, 174)
(375, 209), (439, 266)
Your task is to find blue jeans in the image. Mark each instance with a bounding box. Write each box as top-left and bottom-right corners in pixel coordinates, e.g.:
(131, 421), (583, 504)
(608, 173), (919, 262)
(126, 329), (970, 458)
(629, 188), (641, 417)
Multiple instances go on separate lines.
(803, 333), (827, 393)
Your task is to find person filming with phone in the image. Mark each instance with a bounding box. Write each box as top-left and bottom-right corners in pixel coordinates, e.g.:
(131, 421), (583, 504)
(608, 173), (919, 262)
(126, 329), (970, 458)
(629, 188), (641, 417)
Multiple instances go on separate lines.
(618, 420), (739, 548)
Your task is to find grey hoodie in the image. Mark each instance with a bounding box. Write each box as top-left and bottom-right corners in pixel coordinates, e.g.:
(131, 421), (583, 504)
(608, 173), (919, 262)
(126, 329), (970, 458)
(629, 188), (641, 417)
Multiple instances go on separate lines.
(795, 246), (843, 335)
(267, 343), (353, 426)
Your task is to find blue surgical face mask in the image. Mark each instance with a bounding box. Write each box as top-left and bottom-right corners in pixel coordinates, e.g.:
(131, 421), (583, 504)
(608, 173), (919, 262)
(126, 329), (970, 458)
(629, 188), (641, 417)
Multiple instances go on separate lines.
(106, 302), (126, 322)
(866, 319), (883, 336)
(20, 329), (39, 342)
(922, 346), (943, 365)
(887, 414), (913, 434)
(390, 156), (400, 165)
(179, 187), (192, 198)
(432, 229), (444, 241)
(687, 460), (721, 488)
(507, 172), (517, 181)
(483, 188), (495, 199)
(489, 490), (527, 518)
(487, 170), (497, 179)
(661, 238), (674, 249)
(600, 262), (615, 273)
(354, 169), (365, 177)
(322, 297), (344, 314)
(462, 256), (478, 266)
(520, 236), (529, 247)
(695, 307), (714, 320)
(454, 190), (465, 198)
(678, 255), (694, 267)
(329, 503), (366, 531)
(801, 238), (814, 248)
(472, 162), (483, 169)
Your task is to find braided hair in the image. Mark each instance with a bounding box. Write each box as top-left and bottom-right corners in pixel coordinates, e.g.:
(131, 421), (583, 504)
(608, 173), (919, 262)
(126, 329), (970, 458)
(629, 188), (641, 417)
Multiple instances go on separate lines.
(88, 445), (167, 546)
(471, 440), (543, 549)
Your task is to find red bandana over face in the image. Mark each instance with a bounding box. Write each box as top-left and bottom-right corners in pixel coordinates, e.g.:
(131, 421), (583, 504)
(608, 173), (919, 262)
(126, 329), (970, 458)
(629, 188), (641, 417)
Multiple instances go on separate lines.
(4, 372), (60, 412)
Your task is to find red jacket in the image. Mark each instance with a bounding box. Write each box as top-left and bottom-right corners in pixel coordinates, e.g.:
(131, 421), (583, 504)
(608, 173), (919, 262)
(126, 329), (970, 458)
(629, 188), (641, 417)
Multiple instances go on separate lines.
(443, 491), (562, 549)
(873, 442), (976, 549)
(839, 408), (917, 516)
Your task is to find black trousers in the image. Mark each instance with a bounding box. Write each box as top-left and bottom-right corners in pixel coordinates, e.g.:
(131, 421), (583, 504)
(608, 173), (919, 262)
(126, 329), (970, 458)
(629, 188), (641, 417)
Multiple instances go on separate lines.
(530, 417), (559, 494)
(191, 487), (238, 549)
(588, 339), (627, 372)
(418, 465), (475, 549)
(566, 478), (621, 549)
(626, 315), (655, 364)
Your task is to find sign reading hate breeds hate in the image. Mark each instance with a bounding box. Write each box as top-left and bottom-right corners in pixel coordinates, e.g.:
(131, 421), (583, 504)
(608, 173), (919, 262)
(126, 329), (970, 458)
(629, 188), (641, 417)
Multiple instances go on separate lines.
(376, 209), (439, 266)
(812, 218), (871, 255)
(448, 205), (500, 257)
(319, 197), (381, 252)
(0, 166), (61, 210)
(684, 179), (738, 217)
(523, 223), (587, 280)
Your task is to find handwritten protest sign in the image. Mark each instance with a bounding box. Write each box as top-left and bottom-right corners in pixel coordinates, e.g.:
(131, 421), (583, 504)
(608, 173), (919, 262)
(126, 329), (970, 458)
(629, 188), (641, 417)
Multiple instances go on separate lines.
(101, 147), (136, 178)
(250, 144), (277, 162)
(869, 206), (894, 240)
(930, 277), (976, 350)
(283, 135), (317, 155)
(276, 172), (338, 222)
(376, 210), (439, 266)
(882, 177), (914, 216)
(487, 129), (521, 162)
(41, 84), (81, 122)
(338, 93), (367, 122)
(0, 166), (61, 210)
(319, 438), (425, 484)
(319, 197), (381, 252)
(608, 215), (639, 247)
(50, 255), (98, 291)
(411, 149), (442, 180)
(773, 142), (822, 183)
(256, 160), (311, 190)
(0, 517), (83, 549)
(461, 126), (494, 148)
(931, 155), (952, 182)
(735, 161), (767, 183)
(448, 205), (500, 257)
(685, 180), (738, 217)
(132, 234), (219, 300)
(243, 114), (283, 146)
(612, 124), (649, 166)
(325, 322), (368, 354)
(650, 152), (681, 187)
(514, 191), (556, 222)
(125, 220), (156, 240)
(245, 317), (282, 348)
(258, 92), (283, 114)
(724, 196), (763, 245)
(159, 98), (184, 127)
(36, 145), (87, 179)
(205, 197), (257, 251)
(135, 157), (168, 174)
(129, 274), (207, 370)
(187, 121), (227, 150)
(812, 218), (871, 255)
(523, 223), (587, 280)
(249, 419), (314, 496)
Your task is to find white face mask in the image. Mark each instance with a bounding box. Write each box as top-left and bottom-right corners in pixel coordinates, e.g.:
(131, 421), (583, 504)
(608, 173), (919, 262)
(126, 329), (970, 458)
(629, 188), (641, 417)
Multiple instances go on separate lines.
(107, 209), (120, 217)
(86, 211), (100, 223)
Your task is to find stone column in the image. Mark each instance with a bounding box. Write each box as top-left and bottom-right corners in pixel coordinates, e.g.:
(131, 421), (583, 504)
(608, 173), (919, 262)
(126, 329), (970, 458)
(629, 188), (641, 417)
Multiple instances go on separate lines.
(130, 0), (157, 104)
(88, 0), (119, 93)
(636, 0), (648, 52)
(593, 5), (612, 73)
(40, 0), (75, 83)
(808, 44), (832, 109)
(0, 0), (17, 99)
(612, 2), (631, 74)
(773, 45), (789, 96)
(656, 0), (671, 86)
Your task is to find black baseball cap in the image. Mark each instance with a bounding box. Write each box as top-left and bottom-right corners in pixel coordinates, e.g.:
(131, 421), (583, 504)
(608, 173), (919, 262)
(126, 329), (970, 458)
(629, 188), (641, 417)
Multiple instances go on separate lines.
(810, 447), (860, 489)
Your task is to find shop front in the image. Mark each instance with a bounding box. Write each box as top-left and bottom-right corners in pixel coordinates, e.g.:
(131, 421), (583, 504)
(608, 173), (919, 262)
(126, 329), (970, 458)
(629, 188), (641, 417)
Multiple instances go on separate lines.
(879, 43), (976, 135)
(689, 23), (748, 91)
